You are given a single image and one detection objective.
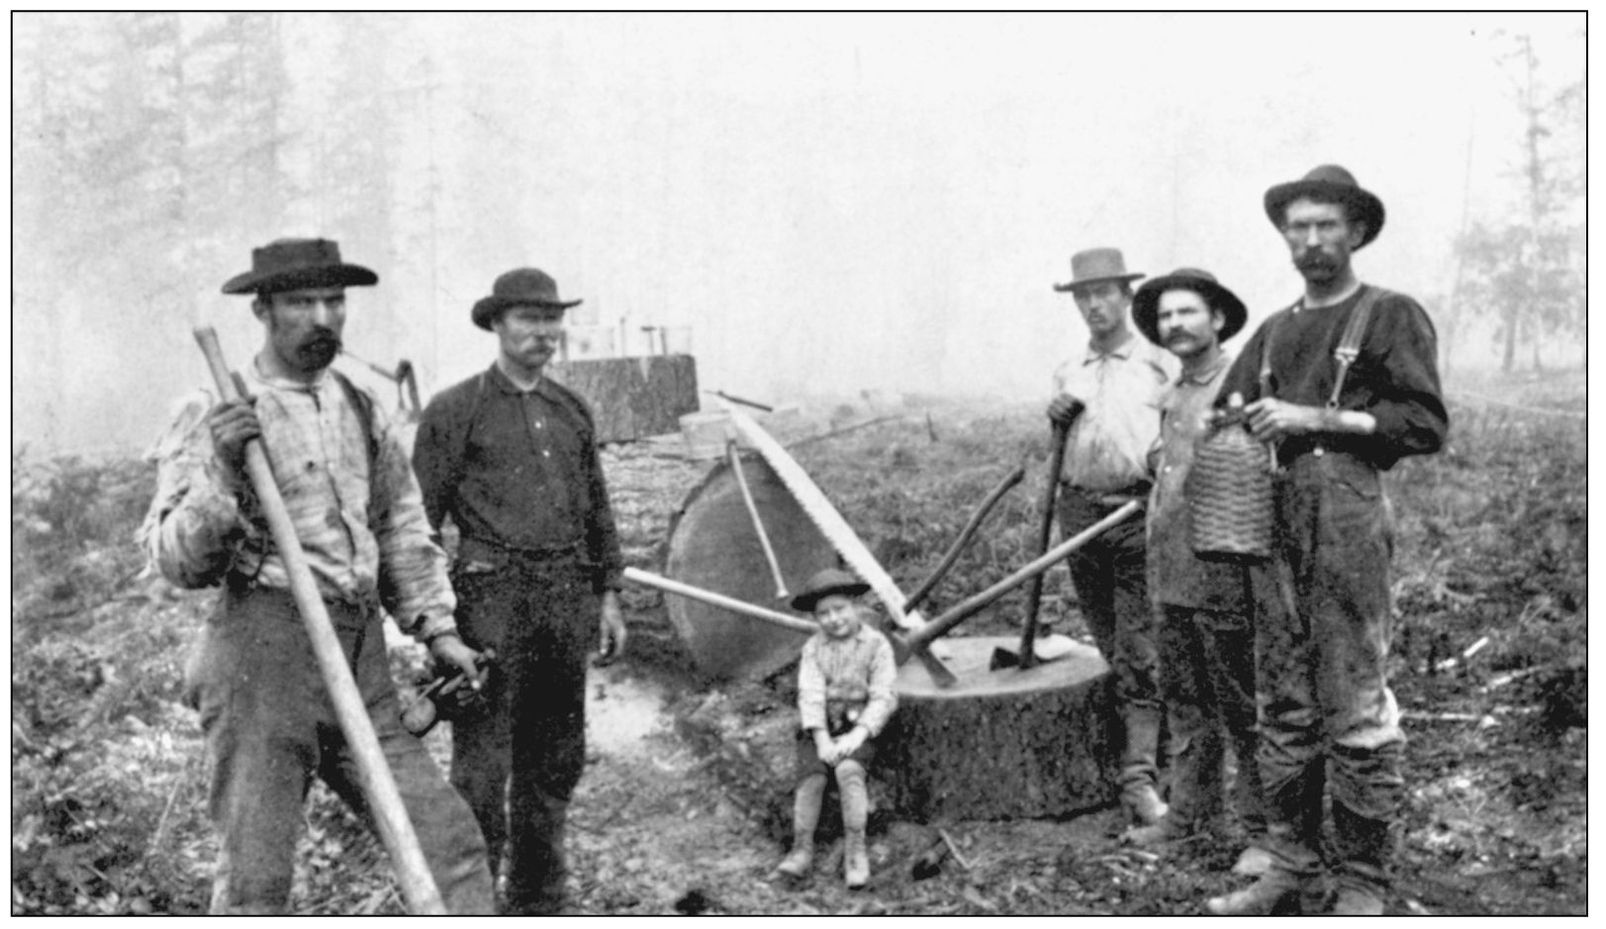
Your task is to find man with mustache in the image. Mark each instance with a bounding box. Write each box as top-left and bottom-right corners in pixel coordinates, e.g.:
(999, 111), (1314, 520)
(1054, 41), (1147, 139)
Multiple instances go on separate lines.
(1205, 166), (1448, 915)
(141, 238), (495, 913)
(413, 267), (627, 915)
(1048, 248), (1178, 827)
(1122, 269), (1269, 875)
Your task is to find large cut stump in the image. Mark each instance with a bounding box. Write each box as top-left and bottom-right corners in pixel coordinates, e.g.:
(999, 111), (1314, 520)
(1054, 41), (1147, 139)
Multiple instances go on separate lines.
(881, 635), (1119, 821)
(663, 451), (838, 682)
(547, 355), (698, 443)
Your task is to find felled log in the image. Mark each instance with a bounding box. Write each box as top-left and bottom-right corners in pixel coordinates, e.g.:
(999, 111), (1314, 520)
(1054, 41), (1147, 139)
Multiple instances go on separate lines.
(547, 355), (699, 443)
(880, 635), (1118, 821)
(663, 452), (839, 682)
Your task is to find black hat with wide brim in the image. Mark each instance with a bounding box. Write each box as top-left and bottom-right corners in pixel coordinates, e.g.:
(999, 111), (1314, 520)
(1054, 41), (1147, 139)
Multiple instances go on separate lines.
(789, 568), (872, 613)
(471, 267), (584, 330)
(1132, 267), (1248, 346)
(1263, 164), (1386, 250)
(221, 238), (377, 295)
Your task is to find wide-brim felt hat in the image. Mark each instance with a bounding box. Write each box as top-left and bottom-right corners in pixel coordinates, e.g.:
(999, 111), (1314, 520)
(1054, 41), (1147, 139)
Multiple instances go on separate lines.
(790, 568), (872, 613)
(471, 267), (583, 330)
(1263, 164), (1386, 249)
(1053, 247), (1143, 293)
(221, 238), (377, 295)
(1132, 268), (1249, 346)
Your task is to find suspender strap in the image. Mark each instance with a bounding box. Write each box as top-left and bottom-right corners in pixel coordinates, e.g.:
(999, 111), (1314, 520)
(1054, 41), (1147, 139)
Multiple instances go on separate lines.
(1326, 285), (1382, 410)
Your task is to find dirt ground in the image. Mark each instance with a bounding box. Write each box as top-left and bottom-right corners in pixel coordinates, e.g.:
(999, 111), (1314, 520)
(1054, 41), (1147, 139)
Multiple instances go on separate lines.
(9, 380), (1587, 915)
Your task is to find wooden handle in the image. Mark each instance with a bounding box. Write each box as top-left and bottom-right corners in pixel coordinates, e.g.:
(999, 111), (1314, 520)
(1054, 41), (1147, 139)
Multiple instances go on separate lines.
(192, 327), (447, 915)
(726, 442), (789, 599)
(623, 567), (815, 634)
(904, 500), (1142, 653)
(905, 464), (1025, 612)
(1016, 421), (1071, 669)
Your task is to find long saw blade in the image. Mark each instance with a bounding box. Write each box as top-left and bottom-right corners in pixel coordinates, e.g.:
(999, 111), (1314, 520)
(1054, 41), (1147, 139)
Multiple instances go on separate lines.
(720, 404), (926, 632)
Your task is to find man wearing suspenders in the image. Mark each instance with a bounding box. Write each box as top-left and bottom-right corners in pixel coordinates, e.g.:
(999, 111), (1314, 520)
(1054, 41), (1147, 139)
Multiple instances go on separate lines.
(1205, 166), (1448, 915)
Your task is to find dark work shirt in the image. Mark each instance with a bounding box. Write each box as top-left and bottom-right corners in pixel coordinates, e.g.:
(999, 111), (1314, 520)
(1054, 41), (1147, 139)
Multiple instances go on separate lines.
(1216, 285), (1448, 471)
(413, 363), (624, 592)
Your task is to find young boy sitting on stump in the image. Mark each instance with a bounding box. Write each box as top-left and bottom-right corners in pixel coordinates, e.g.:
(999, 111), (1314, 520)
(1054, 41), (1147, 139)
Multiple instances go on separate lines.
(775, 568), (899, 889)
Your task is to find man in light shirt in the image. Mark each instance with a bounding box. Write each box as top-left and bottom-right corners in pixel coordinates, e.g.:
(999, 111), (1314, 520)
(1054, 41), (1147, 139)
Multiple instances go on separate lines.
(1048, 247), (1178, 826)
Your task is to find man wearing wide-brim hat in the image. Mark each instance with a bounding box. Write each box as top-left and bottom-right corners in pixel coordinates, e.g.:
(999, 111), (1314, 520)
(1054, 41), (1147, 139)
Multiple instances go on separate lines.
(1204, 166), (1449, 916)
(1046, 247), (1178, 828)
(1123, 268), (1272, 876)
(413, 266), (626, 914)
(142, 237), (496, 913)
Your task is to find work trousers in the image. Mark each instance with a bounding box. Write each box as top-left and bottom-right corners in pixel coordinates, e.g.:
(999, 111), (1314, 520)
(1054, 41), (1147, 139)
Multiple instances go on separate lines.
(448, 553), (595, 913)
(1058, 488), (1160, 790)
(1157, 603), (1266, 836)
(1256, 450), (1404, 895)
(187, 585), (494, 914)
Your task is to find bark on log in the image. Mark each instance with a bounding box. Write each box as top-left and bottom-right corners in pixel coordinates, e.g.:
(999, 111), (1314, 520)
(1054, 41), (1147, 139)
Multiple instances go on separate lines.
(880, 635), (1119, 821)
(663, 452), (840, 683)
(547, 355), (699, 443)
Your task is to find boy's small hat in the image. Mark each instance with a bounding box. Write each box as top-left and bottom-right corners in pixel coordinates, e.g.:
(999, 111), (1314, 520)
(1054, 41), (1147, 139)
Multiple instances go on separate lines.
(791, 568), (871, 613)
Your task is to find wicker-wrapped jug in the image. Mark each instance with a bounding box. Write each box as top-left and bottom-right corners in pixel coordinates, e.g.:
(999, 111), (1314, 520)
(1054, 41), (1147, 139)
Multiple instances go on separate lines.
(1187, 418), (1274, 564)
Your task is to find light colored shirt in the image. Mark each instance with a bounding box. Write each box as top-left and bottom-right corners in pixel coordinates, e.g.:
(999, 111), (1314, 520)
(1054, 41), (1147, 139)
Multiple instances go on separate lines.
(1051, 332), (1176, 492)
(1146, 351), (1251, 611)
(797, 623), (898, 737)
(140, 362), (457, 643)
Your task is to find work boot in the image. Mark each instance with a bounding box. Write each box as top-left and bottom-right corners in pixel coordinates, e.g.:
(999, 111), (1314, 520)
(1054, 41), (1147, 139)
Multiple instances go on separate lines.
(843, 830), (870, 889)
(1331, 885), (1385, 915)
(1231, 845), (1275, 877)
(1122, 781), (1169, 826)
(1122, 814), (1187, 848)
(1204, 870), (1308, 916)
(776, 775), (826, 881)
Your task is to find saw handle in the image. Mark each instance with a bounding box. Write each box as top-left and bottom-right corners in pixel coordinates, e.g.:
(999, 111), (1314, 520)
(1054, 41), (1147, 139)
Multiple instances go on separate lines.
(904, 464), (1025, 613)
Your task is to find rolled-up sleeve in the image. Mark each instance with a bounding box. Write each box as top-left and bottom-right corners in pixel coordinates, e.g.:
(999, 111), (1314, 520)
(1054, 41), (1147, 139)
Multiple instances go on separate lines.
(368, 404), (458, 644)
(139, 393), (255, 589)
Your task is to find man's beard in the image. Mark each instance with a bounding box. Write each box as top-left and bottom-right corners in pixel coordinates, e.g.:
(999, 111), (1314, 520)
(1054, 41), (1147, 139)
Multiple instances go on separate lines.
(298, 333), (343, 368)
(1296, 253), (1341, 281)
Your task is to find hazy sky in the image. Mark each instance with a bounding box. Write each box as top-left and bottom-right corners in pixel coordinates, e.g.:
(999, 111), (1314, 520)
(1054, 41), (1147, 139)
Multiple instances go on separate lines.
(9, 11), (1586, 454)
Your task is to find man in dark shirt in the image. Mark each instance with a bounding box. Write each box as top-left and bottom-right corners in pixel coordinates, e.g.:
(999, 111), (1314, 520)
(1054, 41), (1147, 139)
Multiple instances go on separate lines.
(413, 267), (627, 915)
(1205, 166), (1448, 916)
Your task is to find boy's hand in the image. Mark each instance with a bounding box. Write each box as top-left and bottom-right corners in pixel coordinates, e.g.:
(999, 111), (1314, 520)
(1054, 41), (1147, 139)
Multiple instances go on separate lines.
(815, 731), (839, 765)
(832, 727), (868, 763)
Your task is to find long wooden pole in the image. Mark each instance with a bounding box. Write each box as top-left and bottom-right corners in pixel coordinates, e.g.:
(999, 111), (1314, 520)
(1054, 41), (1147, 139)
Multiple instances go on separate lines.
(726, 442), (789, 599)
(193, 327), (446, 915)
(623, 567), (815, 634)
(1015, 421), (1071, 669)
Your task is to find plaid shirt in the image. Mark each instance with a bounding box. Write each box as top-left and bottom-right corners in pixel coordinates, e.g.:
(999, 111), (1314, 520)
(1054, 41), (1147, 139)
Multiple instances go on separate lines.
(140, 362), (457, 643)
(797, 624), (898, 737)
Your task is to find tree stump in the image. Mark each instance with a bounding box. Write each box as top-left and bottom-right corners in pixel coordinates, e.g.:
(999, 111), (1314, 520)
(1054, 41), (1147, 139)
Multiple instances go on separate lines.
(547, 355), (699, 443)
(663, 452), (839, 683)
(880, 635), (1119, 821)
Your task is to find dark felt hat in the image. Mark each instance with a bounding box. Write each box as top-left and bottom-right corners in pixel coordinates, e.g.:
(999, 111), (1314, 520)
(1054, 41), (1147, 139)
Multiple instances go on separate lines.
(790, 568), (872, 614)
(1132, 267), (1248, 346)
(471, 267), (583, 331)
(221, 238), (378, 295)
(1263, 164), (1386, 249)
(1053, 247), (1143, 293)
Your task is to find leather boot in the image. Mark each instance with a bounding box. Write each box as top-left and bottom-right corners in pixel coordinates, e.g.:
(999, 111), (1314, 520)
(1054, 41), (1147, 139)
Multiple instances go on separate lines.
(1122, 814), (1187, 848)
(1121, 781), (1169, 826)
(1331, 885), (1385, 915)
(1231, 845), (1275, 877)
(776, 776), (826, 880)
(843, 830), (870, 889)
(1205, 870), (1308, 916)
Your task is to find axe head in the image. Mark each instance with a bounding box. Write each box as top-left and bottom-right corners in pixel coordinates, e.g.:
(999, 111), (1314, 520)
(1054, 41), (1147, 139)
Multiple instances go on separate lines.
(989, 634), (1080, 671)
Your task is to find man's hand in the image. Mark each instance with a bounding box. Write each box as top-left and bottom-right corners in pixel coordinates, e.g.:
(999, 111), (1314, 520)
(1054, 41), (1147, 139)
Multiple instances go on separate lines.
(1047, 393), (1087, 426)
(1243, 398), (1325, 443)
(428, 633), (485, 690)
(594, 591), (627, 667)
(208, 399), (262, 476)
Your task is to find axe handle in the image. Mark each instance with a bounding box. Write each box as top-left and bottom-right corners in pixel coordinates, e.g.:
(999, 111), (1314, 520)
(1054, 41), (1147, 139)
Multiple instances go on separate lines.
(1016, 421), (1071, 669)
(727, 443), (789, 599)
(623, 567), (816, 634)
(900, 500), (1143, 654)
(193, 327), (447, 915)
(904, 464), (1025, 613)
